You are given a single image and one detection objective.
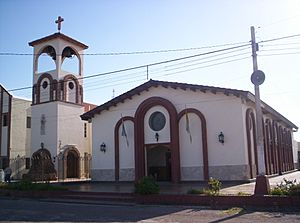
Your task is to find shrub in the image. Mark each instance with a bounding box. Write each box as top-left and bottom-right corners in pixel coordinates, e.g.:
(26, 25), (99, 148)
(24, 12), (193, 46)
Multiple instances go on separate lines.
(207, 177), (222, 196)
(135, 176), (159, 195)
(270, 178), (300, 196)
(289, 184), (300, 196)
(270, 187), (288, 196)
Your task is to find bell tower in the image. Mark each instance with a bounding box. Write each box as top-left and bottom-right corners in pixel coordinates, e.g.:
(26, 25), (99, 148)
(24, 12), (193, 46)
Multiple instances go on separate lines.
(27, 17), (90, 180)
(29, 17), (88, 105)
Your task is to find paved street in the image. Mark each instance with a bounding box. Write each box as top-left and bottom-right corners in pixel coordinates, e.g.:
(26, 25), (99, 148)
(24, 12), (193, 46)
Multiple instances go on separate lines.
(0, 197), (299, 223)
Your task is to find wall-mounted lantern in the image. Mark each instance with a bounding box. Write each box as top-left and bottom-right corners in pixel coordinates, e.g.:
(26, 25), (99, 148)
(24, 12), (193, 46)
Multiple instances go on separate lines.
(100, 142), (106, 153)
(155, 133), (159, 142)
(218, 132), (225, 144)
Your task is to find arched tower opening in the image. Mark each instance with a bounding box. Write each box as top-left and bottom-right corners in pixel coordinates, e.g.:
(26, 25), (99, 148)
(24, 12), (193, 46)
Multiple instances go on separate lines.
(61, 46), (80, 74)
(36, 45), (57, 74)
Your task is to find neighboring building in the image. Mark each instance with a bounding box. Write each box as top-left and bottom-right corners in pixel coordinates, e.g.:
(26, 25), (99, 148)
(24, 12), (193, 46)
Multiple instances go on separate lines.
(82, 80), (298, 182)
(9, 97), (31, 179)
(0, 86), (31, 179)
(10, 98), (31, 158)
(0, 85), (12, 169)
(26, 31), (93, 181)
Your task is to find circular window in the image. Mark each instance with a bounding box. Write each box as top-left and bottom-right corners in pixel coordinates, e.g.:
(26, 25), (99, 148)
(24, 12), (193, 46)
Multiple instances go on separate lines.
(149, 111), (166, 131)
(42, 81), (48, 89)
(68, 82), (74, 90)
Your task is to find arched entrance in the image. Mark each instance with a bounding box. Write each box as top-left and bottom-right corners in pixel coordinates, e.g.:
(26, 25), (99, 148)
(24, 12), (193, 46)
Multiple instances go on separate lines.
(26, 148), (57, 181)
(134, 97), (180, 183)
(63, 147), (80, 179)
(146, 145), (171, 181)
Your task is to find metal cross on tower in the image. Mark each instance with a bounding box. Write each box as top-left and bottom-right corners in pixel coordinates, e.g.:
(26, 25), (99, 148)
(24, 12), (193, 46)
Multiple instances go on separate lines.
(55, 16), (64, 32)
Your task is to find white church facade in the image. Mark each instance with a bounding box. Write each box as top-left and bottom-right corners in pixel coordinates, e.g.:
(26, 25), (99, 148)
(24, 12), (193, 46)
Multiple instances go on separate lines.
(81, 80), (298, 182)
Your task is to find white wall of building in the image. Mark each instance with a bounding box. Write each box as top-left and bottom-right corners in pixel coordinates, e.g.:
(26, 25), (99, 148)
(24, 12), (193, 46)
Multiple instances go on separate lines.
(119, 120), (135, 170)
(31, 103), (58, 157)
(91, 86), (248, 180)
(10, 98), (31, 158)
(292, 137), (299, 165)
(144, 106), (170, 144)
(57, 102), (86, 155)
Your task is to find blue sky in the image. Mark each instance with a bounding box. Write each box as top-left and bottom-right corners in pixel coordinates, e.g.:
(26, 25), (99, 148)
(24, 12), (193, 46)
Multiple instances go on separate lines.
(0, 0), (299, 140)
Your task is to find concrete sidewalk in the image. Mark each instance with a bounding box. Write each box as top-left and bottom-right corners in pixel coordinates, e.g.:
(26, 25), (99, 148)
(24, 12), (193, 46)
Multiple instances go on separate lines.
(62, 171), (300, 195)
(220, 171), (300, 195)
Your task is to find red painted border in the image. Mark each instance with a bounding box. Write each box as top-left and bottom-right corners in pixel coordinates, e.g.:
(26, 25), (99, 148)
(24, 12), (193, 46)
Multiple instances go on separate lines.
(114, 116), (135, 181)
(177, 108), (209, 181)
(134, 97), (180, 183)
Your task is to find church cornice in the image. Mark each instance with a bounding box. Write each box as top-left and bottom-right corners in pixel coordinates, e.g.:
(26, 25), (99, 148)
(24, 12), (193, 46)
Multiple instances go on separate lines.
(80, 79), (298, 131)
(29, 32), (88, 49)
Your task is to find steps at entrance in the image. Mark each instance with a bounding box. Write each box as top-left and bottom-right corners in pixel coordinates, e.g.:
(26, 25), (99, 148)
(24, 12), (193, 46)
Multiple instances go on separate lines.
(57, 191), (135, 204)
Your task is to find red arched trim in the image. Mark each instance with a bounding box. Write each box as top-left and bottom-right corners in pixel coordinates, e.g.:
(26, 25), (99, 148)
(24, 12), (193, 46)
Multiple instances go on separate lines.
(114, 116), (135, 181)
(263, 119), (269, 175)
(63, 74), (81, 104)
(282, 128), (287, 172)
(177, 108), (209, 181)
(246, 108), (257, 178)
(276, 124), (283, 175)
(36, 73), (54, 104)
(32, 84), (37, 104)
(265, 119), (275, 174)
(134, 97), (180, 183)
(287, 130), (294, 170)
(272, 121), (279, 174)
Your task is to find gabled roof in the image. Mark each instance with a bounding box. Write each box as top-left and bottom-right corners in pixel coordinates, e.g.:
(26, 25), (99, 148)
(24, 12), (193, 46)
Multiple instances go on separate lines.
(29, 32), (88, 49)
(81, 79), (298, 130)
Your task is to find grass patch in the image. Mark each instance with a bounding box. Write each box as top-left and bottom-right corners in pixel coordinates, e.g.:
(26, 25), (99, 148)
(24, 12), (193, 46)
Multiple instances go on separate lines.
(222, 207), (245, 215)
(236, 191), (251, 196)
(187, 178), (222, 196)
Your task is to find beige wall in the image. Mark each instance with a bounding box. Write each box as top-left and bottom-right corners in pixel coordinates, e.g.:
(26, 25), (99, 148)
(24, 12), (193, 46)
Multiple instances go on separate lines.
(10, 98), (31, 158)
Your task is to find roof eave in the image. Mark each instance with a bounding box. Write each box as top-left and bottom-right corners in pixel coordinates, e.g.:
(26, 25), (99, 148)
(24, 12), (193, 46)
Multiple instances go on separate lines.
(28, 32), (88, 49)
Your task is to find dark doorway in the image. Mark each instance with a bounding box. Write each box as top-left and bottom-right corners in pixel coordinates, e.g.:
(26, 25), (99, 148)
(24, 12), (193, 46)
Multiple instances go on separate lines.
(146, 145), (171, 181)
(67, 150), (79, 178)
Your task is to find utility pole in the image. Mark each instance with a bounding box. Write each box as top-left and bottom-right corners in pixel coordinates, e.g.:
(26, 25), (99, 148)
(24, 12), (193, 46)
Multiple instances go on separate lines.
(250, 26), (270, 195)
(251, 26), (266, 175)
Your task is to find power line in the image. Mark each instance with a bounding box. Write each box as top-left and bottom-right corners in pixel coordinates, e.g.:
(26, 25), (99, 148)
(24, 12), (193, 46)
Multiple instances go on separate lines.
(258, 33), (300, 44)
(8, 43), (250, 92)
(0, 41), (249, 56)
(258, 52), (300, 57)
(6, 33), (300, 93)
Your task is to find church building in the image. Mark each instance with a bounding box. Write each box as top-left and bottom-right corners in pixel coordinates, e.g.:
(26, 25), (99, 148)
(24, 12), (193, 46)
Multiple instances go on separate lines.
(81, 79), (298, 182)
